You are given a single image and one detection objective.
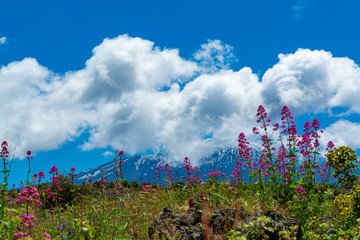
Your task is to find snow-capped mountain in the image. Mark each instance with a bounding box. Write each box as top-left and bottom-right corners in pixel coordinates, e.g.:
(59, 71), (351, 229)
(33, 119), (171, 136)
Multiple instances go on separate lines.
(74, 146), (262, 184)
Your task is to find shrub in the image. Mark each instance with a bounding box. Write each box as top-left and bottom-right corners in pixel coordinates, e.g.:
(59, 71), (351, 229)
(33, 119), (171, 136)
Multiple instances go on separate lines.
(326, 146), (359, 189)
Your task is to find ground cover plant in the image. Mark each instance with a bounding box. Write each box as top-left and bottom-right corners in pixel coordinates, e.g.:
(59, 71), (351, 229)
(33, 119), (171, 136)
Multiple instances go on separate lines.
(1, 105), (360, 239)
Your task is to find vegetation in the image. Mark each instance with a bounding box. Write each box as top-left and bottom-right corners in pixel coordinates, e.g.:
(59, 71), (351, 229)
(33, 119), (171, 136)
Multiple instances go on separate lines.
(1, 105), (360, 239)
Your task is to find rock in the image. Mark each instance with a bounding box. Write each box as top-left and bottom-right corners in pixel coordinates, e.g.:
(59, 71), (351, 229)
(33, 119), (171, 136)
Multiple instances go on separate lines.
(148, 207), (175, 237)
(210, 208), (237, 234)
(187, 202), (202, 224)
(238, 211), (251, 224)
(149, 203), (204, 240)
(264, 210), (287, 223)
(235, 210), (303, 240)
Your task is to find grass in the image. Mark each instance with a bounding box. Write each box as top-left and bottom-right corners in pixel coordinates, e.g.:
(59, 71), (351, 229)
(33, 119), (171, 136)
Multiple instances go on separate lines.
(0, 168), (360, 239)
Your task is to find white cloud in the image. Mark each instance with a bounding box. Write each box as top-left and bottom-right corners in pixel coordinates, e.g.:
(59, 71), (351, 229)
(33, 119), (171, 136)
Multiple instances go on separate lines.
(102, 151), (114, 157)
(321, 120), (360, 150)
(292, 0), (307, 18)
(0, 58), (89, 158)
(193, 39), (236, 73)
(0, 37), (6, 45)
(1, 36), (360, 163)
(262, 48), (360, 117)
(0, 35), (263, 162)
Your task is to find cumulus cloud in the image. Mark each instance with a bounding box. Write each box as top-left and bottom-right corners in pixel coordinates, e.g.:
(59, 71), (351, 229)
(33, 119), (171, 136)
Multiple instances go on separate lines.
(262, 48), (360, 118)
(1, 35), (261, 162)
(0, 37), (6, 45)
(1, 35), (360, 162)
(193, 39), (236, 73)
(0, 58), (89, 158)
(321, 120), (360, 150)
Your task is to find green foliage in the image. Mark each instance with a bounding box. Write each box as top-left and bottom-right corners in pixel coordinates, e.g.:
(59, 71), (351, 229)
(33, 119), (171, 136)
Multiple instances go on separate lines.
(334, 186), (360, 223)
(227, 216), (276, 240)
(326, 146), (359, 189)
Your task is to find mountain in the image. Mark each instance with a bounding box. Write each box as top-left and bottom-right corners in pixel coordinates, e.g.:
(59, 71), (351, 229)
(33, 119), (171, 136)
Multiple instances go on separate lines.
(74, 146), (263, 185)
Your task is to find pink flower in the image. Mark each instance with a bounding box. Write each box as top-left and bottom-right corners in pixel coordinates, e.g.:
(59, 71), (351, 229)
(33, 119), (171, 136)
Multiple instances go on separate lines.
(303, 122), (312, 131)
(36, 200), (42, 206)
(49, 166), (58, 174)
(296, 185), (306, 198)
(312, 119), (320, 130)
(38, 171), (45, 178)
(14, 232), (30, 239)
(326, 141), (335, 151)
(70, 167), (76, 172)
(43, 232), (51, 239)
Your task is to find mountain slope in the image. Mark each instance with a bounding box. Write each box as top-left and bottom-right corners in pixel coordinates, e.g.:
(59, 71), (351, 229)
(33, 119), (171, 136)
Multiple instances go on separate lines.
(74, 146), (264, 184)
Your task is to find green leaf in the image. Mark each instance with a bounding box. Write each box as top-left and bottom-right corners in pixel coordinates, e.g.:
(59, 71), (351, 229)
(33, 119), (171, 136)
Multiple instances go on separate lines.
(258, 216), (271, 222)
(117, 222), (128, 230)
(116, 210), (130, 217)
(3, 221), (11, 229)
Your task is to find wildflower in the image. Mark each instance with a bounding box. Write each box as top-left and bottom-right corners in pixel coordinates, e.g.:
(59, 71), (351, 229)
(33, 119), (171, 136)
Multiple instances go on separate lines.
(326, 141), (335, 151)
(303, 122), (312, 131)
(312, 119), (320, 130)
(14, 232), (30, 239)
(43, 232), (51, 239)
(49, 166), (58, 174)
(296, 186), (306, 199)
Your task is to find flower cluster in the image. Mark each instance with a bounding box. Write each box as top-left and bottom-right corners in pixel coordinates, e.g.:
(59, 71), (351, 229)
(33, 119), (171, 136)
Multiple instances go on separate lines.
(16, 186), (42, 207)
(32, 171), (45, 187)
(47, 166), (63, 208)
(14, 232), (31, 239)
(15, 186), (43, 239)
(207, 169), (225, 180)
(114, 150), (125, 182)
(1, 141), (9, 158)
(182, 157), (202, 185)
(296, 186), (306, 199)
(154, 163), (164, 185)
(68, 167), (77, 185)
(1, 141), (10, 186)
(164, 163), (174, 184)
(235, 132), (254, 184)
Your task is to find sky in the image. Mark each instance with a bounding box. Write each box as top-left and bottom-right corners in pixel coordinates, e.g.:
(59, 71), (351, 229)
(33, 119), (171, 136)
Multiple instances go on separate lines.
(1, 0), (360, 186)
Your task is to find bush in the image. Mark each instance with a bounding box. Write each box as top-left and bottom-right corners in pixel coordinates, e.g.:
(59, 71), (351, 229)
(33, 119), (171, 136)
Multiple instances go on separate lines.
(326, 146), (359, 189)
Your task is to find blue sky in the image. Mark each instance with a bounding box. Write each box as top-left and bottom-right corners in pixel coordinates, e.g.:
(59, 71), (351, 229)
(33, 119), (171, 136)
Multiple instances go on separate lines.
(1, 0), (360, 186)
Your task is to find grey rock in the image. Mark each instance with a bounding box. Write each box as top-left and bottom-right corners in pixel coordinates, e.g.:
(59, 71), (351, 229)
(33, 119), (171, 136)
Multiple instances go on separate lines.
(149, 203), (203, 240)
(210, 208), (237, 234)
(236, 210), (302, 240)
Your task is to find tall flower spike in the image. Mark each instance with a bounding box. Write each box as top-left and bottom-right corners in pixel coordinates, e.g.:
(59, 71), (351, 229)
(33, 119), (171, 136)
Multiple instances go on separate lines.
(312, 119), (320, 130)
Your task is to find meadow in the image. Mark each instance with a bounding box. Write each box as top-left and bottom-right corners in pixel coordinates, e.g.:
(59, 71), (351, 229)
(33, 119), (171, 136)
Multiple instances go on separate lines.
(1, 105), (360, 240)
